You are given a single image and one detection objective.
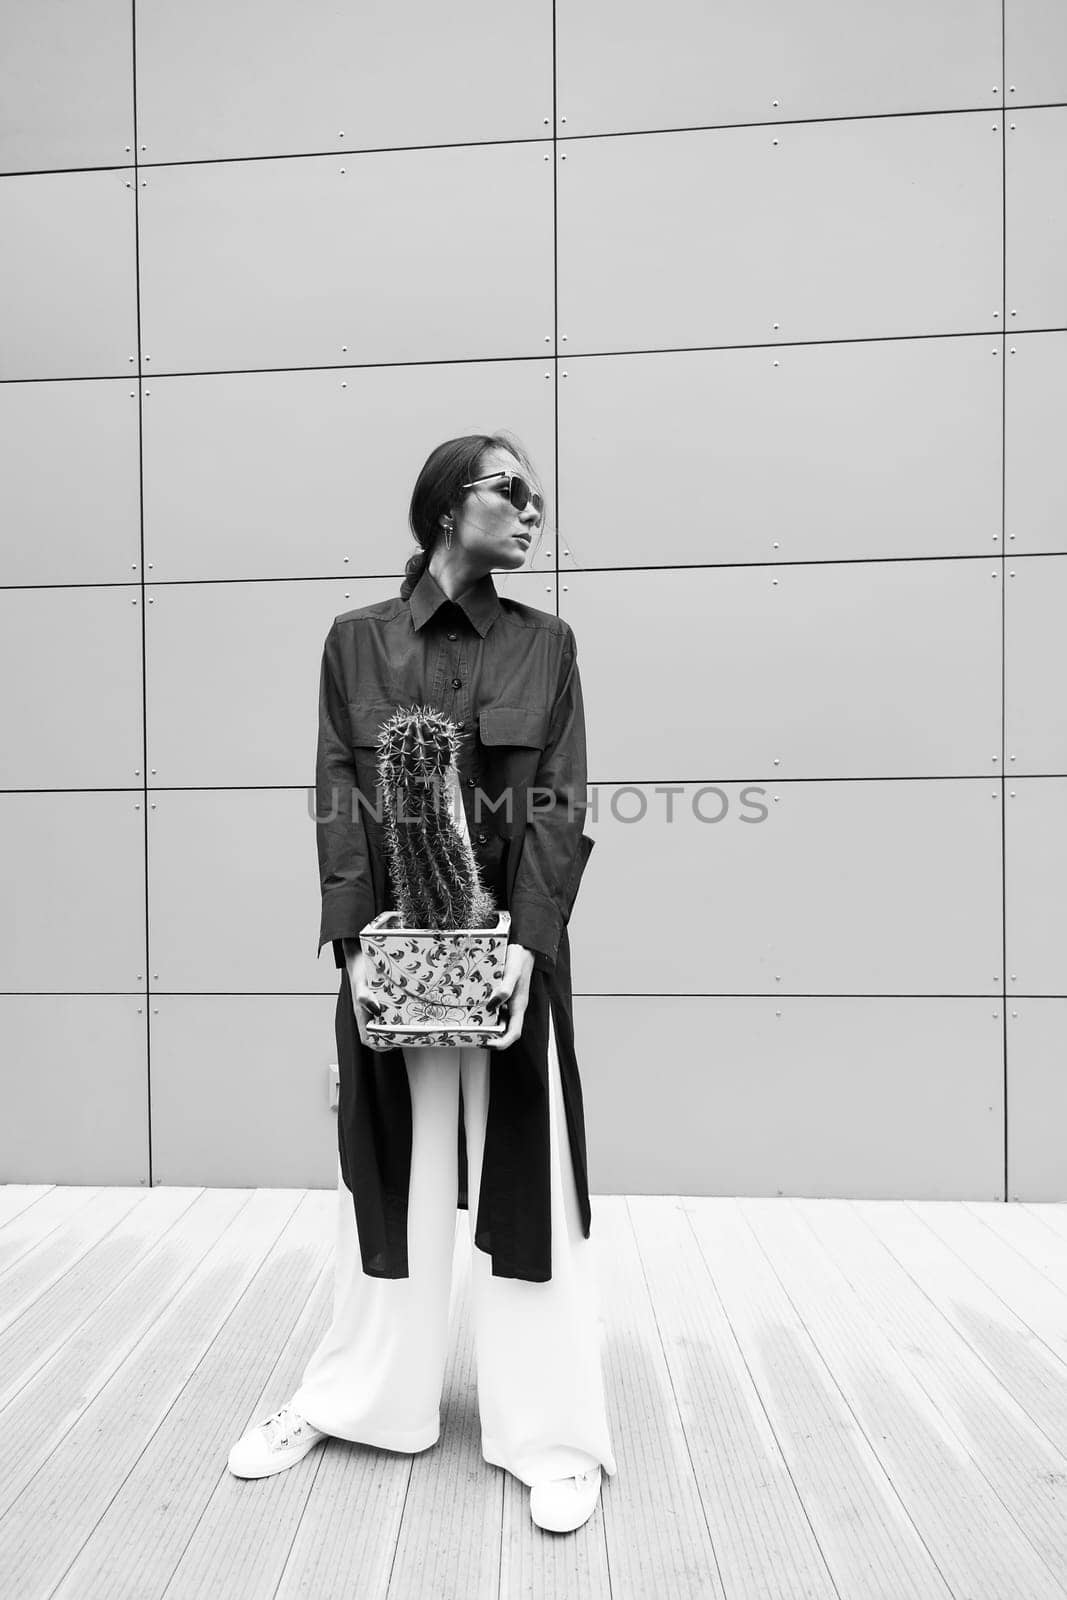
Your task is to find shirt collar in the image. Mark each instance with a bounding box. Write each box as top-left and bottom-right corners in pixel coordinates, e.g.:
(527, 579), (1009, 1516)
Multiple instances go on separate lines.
(408, 564), (501, 638)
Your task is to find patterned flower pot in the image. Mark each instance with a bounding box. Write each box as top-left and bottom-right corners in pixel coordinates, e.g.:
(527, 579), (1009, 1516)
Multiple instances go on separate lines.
(359, 909), (511, 1048)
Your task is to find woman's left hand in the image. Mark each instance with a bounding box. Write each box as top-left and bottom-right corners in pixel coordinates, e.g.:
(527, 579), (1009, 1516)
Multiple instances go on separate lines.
(485, 943), (536, 1050)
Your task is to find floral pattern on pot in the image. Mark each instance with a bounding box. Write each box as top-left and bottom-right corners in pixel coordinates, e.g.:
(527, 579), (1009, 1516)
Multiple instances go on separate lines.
(365, 1022), (507, 1049)
(359, 910), (511, 1047)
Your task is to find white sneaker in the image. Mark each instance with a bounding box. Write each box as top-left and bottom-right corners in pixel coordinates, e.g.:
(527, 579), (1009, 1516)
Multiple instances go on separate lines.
(529, 1465), (602, 1532)
(227, 1402), (327, 1479)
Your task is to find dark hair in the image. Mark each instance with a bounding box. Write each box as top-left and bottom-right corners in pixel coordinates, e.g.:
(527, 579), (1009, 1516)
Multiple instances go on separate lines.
(401, 429), (543, 600)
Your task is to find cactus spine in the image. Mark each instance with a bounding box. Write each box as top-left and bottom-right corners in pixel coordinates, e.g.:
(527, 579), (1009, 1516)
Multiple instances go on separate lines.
(376, 705), (497, 930)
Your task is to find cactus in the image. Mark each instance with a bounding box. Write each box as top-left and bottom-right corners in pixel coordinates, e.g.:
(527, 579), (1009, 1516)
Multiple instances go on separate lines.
(376, 705), (498, 930)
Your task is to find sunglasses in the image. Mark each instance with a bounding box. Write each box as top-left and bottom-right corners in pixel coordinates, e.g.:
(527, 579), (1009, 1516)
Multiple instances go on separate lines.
(461, 471), (545, 522)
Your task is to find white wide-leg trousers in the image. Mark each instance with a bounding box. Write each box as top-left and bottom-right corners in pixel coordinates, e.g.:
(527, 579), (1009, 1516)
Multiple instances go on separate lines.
(291, 1005), (618, 1490)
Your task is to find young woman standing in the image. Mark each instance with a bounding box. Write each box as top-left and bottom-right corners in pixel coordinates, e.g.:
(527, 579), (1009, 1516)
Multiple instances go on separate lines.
(228, 432), (615, 1534)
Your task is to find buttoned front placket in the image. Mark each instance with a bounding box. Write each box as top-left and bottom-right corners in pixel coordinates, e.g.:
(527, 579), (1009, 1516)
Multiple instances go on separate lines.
(437, 611), (488, 852)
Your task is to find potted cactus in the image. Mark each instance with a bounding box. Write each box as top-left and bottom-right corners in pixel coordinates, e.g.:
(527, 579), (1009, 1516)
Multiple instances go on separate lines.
(359, 705), (511, 1048)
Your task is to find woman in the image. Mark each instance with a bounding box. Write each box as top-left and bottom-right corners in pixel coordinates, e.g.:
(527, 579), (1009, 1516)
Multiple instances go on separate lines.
(228, 431), (616, 1534)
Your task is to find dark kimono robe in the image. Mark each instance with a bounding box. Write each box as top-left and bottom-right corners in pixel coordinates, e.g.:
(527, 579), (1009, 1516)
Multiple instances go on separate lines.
(315, 565), (596, 1281)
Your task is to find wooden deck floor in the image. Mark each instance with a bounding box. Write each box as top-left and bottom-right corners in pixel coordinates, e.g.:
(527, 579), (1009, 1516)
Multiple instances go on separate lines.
(2, 1186), (1067, 1599)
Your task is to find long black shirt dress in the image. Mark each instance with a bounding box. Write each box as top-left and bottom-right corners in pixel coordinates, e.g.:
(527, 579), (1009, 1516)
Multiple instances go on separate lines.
(315, 564), (597, 1282)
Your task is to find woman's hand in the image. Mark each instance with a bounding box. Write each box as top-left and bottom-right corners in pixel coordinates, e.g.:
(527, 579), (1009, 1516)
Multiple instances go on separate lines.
(485, 944), (536, 1051)
(345, 948), (391, 1052)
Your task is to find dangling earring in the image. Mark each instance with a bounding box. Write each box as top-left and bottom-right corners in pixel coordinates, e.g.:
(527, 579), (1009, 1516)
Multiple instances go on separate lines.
(443, 519), (453, 550)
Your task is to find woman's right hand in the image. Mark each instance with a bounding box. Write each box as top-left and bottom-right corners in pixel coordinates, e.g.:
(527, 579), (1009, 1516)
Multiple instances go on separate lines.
(345, 948), (390, 1051)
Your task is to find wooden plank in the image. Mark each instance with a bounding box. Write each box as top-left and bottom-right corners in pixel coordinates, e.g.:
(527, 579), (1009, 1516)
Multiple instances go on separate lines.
(0, 1185), (107, 1274)
(798, 1196), (1067, 1589)
(855, 1200), (1067, 1448)
(0, 1186), (57, 1233)
(67, 1191), (343, 1600)
(0, 1188), (195, 1371)
(685, 1195), (955, 1600)
(959, 1199), (1067, 1296)
(593, 1194), (721, 1597)
(1021, 1204), (1067, 1245)
(628, 1195), (837, 1600)
(0, 1188), (300, 1596)
(739, 1197), (1066, 1599)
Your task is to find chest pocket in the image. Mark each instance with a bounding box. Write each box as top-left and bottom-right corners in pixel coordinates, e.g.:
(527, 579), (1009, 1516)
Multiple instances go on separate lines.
(477, 705), (548, 839)
(345, 703), (395, 821)
(346, 702), (395, 749)
(478, 706), (548, 751)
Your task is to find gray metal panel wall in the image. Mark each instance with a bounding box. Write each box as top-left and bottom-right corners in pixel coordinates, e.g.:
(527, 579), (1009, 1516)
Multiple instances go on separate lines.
(0, 1), (1062, 1199)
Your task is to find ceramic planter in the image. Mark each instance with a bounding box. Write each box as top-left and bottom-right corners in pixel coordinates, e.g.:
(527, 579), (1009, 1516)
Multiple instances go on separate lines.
(359, 909), (511, 1048)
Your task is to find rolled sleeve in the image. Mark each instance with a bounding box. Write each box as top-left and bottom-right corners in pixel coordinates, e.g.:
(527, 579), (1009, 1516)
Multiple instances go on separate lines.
(315, 622), (376, 961)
